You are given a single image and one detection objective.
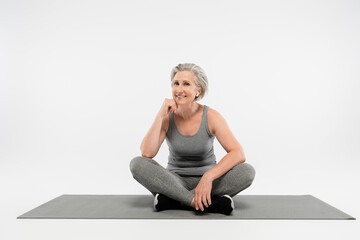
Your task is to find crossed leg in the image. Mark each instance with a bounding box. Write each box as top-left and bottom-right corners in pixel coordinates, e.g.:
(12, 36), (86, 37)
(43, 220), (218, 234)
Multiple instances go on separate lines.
(130, 156), (256, 207)
(129, 156), (194, 206)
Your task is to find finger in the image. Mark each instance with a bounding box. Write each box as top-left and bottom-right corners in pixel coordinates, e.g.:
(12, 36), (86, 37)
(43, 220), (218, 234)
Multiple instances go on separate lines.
(197, 197), (204, 211)
(170, 99), (177, 107)
(207, 193), (212, 206)
(202, 195), (208, 208)
(194, 195), (199, 210)
(195, 194), (201, 211)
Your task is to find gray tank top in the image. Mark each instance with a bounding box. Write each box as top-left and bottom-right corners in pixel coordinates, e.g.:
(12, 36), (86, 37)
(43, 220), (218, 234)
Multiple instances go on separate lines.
(165, 105), (216, 176)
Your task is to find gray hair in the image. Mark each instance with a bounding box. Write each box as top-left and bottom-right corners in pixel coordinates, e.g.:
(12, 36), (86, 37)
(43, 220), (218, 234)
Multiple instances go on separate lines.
(170, 63), (208, 101)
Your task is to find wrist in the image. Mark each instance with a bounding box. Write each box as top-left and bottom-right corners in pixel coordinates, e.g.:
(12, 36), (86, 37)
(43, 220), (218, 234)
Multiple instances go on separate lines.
(203, 171), (215, 182)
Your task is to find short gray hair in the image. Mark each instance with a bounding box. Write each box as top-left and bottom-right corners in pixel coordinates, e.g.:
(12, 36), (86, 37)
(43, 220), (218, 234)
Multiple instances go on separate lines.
(170, 63), (208, 101)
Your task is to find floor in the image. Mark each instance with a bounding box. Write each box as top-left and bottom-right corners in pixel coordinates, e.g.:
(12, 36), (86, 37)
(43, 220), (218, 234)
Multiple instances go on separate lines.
(8, 217), (360, 240)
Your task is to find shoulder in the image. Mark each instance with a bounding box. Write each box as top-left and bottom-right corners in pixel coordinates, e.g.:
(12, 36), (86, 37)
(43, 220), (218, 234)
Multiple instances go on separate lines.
(206, 107), (227, 136)
(207, 107), (221, 119)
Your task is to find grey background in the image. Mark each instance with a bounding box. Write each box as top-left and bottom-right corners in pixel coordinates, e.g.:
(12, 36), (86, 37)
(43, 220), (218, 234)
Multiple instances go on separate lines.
(1, 0), (359, 239)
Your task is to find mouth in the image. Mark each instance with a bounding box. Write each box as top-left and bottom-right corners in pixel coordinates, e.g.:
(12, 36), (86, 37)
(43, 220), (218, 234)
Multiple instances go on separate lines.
(176, 95), (186, 99)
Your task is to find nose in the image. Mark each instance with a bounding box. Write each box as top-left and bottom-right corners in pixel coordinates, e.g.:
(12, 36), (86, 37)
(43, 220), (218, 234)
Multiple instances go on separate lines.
(176, 86), (183, 93)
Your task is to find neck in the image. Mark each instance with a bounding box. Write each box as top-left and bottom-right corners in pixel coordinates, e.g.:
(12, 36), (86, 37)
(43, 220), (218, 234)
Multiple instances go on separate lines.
(175, 102), (200, 120)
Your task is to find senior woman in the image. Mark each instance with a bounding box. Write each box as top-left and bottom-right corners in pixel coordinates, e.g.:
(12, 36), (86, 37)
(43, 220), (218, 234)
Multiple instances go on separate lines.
(130, 63), (255, 215)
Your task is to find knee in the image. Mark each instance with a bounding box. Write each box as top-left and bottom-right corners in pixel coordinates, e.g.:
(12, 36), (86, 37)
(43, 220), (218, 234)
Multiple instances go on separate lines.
(236, 162), (256, 186)
(129, 156), (148, 177)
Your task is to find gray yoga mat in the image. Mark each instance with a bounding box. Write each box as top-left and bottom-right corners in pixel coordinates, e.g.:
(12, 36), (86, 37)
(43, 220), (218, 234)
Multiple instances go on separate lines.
(18, 194), (355, 220)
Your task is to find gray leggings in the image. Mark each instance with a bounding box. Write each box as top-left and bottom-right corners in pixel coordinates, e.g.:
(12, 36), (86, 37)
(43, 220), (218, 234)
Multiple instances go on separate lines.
(129, 156), (256, 206)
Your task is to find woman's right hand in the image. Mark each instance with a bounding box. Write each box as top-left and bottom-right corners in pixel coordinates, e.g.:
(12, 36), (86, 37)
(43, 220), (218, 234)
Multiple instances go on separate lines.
(159, 98), (178, 117)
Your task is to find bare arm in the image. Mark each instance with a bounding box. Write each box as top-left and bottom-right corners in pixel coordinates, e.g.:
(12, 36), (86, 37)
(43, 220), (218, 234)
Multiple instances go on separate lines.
(140, 113), (167, 158)
(192, 108), (246, 211)
(140, 99), (177, 158)
(204, 108), (246, 181)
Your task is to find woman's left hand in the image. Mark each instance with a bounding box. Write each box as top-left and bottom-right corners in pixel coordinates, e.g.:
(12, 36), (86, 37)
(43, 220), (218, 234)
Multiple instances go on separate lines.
(193, 175), (213, 211)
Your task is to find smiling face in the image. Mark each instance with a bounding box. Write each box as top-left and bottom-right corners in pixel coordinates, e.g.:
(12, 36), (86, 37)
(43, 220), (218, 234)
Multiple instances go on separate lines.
(172, 71), (202, 105)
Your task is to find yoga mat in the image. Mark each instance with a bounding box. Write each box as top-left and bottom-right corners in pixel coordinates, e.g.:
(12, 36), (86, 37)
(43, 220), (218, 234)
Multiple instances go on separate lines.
(17, 194), (355, 220)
